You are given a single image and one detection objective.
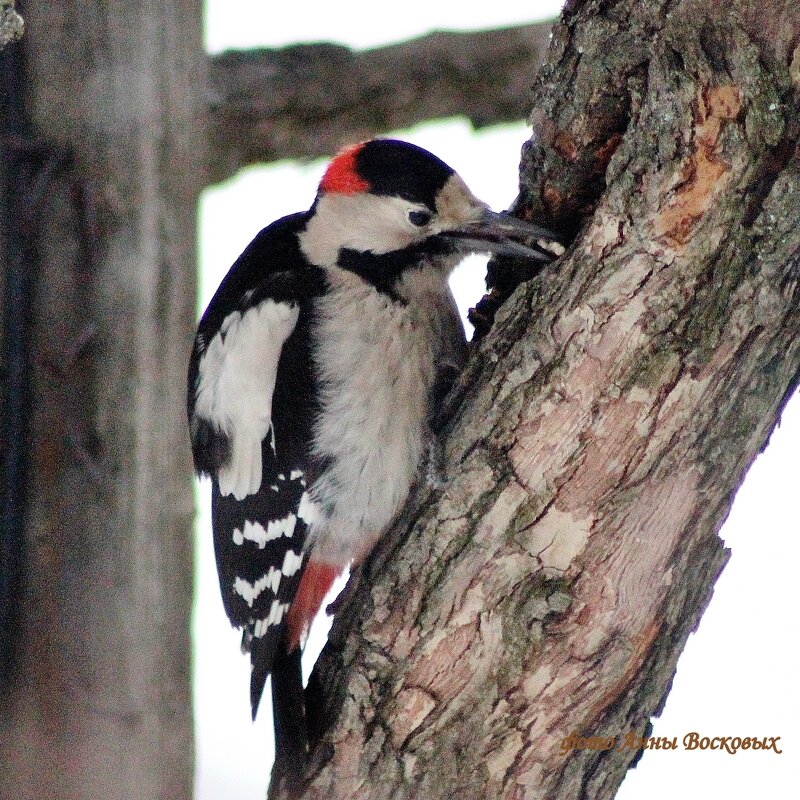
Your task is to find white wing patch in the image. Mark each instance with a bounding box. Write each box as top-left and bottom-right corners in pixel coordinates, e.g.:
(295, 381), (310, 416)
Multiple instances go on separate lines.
(194, 299), (299, 500)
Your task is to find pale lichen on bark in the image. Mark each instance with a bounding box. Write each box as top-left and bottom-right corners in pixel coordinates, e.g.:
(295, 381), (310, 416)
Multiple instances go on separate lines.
(0, 0), (23, 49)
(273, 2), (800, 799)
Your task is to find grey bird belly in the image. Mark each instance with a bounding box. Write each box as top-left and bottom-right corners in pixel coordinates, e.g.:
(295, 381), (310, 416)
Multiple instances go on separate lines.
(308, 265), (466, 568)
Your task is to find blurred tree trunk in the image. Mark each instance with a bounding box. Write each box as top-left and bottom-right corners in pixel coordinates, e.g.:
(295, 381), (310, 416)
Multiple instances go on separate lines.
(0, 2), (205, 798)
(274, 1), (800, 799)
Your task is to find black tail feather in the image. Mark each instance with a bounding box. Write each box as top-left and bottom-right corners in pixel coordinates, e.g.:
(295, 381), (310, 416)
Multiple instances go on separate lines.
(268, 641), (308, 798)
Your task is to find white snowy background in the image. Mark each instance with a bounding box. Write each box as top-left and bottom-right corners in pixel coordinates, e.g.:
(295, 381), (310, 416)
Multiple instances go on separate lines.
(195, 2), (798, 797)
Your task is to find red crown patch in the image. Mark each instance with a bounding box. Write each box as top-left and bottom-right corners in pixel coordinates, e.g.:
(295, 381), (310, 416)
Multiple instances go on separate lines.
(320, 143), (370, 194)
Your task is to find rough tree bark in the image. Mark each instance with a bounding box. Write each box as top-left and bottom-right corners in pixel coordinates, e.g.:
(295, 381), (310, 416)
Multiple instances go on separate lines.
(273, 2), (800, 798)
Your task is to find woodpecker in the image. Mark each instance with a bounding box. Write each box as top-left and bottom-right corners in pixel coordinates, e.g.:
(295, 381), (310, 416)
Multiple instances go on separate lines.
(187, 138), (560, 775)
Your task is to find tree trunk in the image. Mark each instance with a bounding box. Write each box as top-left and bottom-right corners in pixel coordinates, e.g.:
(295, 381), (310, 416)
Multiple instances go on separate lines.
(275, 2), (800, 798)
(0, 2), (205, 798)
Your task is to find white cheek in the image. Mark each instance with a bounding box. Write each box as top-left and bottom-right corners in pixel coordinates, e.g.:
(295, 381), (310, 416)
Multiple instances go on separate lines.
(299, 193), (422, 265)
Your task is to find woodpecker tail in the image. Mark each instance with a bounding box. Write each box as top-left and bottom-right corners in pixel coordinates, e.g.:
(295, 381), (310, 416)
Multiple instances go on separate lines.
(269, 642), (308, 799)
(267, 562), (340, 799)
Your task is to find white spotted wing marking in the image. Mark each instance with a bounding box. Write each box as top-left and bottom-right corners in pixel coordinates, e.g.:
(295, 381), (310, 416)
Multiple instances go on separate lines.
(231, 515), (297, 548)
(246, 553), (301, 637)
(234, 545), (304, 626)
(281, 548), (303, 577)
(234, 568), (282, 606)
(252, 601), (290, 637)
(194, 299), (299, 500)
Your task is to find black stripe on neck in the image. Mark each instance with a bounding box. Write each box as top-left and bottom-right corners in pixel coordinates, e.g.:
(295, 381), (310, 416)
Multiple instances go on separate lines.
(337, 239), (454, 301)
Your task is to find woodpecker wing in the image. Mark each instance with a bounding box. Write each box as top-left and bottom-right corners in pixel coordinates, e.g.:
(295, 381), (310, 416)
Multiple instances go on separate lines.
(187, 213), (326, 716)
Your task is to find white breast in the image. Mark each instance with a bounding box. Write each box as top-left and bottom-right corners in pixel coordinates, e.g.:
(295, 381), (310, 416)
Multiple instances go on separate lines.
(308, 265), (465, 567)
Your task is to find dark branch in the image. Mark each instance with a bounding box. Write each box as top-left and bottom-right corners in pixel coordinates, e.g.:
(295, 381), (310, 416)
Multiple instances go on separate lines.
(205, 22), (553, 184)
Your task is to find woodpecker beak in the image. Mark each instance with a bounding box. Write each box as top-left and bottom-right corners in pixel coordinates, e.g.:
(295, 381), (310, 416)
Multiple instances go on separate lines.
(442, 209), (564, 262)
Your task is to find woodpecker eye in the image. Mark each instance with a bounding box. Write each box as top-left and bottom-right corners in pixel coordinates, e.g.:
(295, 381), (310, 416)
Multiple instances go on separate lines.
(407, 210), (432, 227)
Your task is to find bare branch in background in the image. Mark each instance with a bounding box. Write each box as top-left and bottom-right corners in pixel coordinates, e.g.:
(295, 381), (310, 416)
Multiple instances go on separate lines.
(206, 23), (553, 183)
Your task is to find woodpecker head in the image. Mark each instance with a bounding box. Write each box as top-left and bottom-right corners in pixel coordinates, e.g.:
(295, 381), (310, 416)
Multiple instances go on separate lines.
(298, 139), (561, 282)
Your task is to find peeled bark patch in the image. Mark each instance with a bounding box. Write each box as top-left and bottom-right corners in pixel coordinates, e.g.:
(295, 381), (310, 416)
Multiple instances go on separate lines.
(656, 85), (742, 245)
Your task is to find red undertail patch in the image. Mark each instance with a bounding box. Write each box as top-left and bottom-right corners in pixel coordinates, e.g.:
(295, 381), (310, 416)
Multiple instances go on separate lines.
(319, 143), (370, 195)
(286, 561), (340, 651)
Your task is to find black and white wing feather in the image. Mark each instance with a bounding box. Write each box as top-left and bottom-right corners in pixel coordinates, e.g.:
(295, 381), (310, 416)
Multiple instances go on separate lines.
(187, 213), (325, 716)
